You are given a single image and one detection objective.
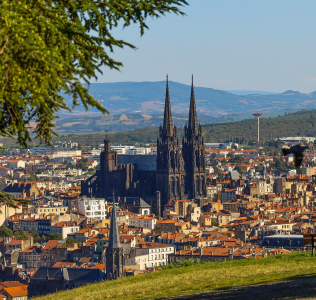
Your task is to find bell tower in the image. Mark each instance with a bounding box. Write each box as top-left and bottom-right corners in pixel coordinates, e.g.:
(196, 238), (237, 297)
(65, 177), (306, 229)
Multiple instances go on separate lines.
(182, 75), (206, 199)
(106, 193), (124, 280)
(156, 76), (185, 213)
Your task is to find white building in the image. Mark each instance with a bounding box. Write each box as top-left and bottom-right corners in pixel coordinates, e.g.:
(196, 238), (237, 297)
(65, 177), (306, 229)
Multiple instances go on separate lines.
(7, 159), (25, 170)
(125, 243), (175, 270)
(52, 150), (82, 158)
(50, 221), (80, 239)
(126, 148), (152, 155)
(78, 197), (107, 220)
(128, 215), (157, 230)
(110, 145), (135, 154)
(82, 149), (102, 156)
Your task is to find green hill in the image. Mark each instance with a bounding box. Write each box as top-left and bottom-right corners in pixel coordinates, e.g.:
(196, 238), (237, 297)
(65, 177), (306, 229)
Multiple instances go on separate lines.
(49, 109), (316, 146)
(1, 108), (314, 146)
(34, 252), (316, 300)
(202, 109), (316, 143)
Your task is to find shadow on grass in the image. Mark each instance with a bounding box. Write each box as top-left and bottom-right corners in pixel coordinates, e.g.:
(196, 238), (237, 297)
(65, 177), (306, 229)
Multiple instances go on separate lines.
(164, 273), (316, 300)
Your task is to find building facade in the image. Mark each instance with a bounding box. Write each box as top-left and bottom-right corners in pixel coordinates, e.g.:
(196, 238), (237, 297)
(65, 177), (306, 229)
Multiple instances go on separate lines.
(78, 198), (107, 221)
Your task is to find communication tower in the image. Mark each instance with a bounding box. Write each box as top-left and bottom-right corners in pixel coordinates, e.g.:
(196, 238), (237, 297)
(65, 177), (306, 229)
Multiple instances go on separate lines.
(252, 113), (263, 142)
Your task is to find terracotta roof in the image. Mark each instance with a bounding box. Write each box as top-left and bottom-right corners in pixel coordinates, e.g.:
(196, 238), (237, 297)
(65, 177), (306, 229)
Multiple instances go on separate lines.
(3, 286), (28, 297)
(52, 262), (76, 268)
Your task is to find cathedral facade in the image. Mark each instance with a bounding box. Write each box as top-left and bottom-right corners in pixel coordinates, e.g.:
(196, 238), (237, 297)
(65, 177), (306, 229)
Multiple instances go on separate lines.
(81, 76), (206, 216)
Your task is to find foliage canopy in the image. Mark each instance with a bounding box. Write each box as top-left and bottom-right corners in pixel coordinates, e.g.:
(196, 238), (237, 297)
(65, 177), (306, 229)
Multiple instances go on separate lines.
(0, 0), (187, 146)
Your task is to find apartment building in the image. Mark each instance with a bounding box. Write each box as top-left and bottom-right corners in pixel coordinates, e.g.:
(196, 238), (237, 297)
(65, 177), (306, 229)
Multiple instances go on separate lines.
(50, 221), (80, 239)
(125, 243), (174, 269)
(128, 215), (157, 230)
(78, 198), (107, 221)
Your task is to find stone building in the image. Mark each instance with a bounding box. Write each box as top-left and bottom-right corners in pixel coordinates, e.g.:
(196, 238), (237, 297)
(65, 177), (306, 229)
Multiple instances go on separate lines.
(81, 76), (207, 216)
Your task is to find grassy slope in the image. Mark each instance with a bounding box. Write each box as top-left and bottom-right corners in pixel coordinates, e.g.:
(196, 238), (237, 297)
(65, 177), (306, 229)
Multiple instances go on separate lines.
(34, 253), (316, 300)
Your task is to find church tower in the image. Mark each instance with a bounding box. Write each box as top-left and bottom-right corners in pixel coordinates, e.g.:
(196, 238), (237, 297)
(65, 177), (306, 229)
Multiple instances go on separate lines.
(156, 76), (186, 212)
(182, 75), (206, 199)
(106, 194), (123, 280)
(99, 136), (118, 198)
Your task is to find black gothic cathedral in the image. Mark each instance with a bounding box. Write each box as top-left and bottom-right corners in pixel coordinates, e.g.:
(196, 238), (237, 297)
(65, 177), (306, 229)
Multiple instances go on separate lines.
(81, 76), (206, 216)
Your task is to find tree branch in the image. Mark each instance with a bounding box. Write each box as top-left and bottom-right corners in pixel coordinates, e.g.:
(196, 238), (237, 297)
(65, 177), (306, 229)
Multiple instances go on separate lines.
(0, 34), (9, 55)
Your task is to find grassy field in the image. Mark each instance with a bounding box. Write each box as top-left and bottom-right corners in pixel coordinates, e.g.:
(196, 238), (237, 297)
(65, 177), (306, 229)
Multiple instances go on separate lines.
(34, 252), (316, 300)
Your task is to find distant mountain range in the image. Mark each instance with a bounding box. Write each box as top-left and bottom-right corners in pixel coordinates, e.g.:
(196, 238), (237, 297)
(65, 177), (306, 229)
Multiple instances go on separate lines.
(225, 90), (277, 95)
(61, 81), (316, 116)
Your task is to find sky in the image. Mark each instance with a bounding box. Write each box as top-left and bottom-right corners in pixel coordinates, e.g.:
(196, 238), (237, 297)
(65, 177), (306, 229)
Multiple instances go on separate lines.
(90, 0), (316, 93)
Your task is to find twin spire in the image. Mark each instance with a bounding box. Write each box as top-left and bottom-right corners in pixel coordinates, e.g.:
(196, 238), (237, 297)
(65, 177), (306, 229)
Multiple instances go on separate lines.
(188, 75), (198, 136)
(162, 75), (198, 137)
(162, 75), (174, 137)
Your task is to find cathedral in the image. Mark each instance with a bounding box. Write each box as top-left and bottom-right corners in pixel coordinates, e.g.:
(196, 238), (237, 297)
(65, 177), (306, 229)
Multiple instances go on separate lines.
(81, 76), (206, 216)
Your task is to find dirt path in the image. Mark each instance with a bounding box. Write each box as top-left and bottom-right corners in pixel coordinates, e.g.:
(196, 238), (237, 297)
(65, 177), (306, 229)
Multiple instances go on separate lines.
(163, 275), (316, 300)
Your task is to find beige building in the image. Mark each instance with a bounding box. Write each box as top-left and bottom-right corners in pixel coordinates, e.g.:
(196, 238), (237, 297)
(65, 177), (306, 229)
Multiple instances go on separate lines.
(33, 205), (69, 215)
(0, 203), (23, 226)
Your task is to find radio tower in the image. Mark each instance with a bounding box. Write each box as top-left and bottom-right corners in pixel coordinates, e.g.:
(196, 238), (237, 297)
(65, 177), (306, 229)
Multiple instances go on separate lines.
(252, 113), (263, 143)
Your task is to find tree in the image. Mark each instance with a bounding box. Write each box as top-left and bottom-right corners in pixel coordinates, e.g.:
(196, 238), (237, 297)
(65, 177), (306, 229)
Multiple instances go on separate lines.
(0, 0), (187, 147)
(234, 165), (242, 175)
(255, 165), (263, 173)
(64, 238), (80, 246)
(0, 225), (13, 237)
(29, 230), (46, 243)
(14, 231), (29, 240)
(211, 219), (219, 227)
(47, 232), (63, 240)
(33, 234), (46, 244)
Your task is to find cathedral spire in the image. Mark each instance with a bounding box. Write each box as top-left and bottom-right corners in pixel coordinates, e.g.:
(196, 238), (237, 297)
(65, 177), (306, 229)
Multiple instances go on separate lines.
(188, 74), (198, 136)
(108, 191), (121, 248)
(162, 75), (174, 136)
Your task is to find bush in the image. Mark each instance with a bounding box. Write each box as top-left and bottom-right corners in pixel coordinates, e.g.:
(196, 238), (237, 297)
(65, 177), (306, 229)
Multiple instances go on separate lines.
(0, 225), (13, 237)
(161, 258), (201, 270)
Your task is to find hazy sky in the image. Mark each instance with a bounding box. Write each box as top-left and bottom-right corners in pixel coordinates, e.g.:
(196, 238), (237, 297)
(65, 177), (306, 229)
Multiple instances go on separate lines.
(91, 0), (316, 93)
